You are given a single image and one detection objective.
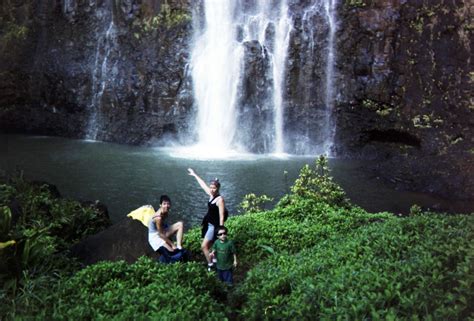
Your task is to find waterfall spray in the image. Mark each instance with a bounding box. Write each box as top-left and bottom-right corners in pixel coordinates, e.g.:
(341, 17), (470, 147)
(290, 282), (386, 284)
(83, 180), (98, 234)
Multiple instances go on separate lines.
(190, 0), (292, 156)
(190, 1), (243, 154)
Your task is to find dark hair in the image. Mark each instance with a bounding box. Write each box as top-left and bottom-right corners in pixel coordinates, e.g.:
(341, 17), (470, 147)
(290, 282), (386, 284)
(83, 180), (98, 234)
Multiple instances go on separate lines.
(217, 225), (227, 233)
(159, 195), (171, 205)
(210, 178), (221, 189)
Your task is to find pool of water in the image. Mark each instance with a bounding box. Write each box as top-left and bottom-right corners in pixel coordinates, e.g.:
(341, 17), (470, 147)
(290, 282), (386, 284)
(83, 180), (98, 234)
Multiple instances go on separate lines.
(1, 134), (471, 227)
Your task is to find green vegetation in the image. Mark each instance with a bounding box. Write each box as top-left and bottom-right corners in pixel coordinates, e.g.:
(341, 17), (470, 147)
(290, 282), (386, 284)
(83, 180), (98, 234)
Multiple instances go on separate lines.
(49, 258), (228, 320)
(410, 16), (425, 34)
(0, 175), (110, 318)
(235, 213), (473, 320)
(344, 0), (367, 9)
(238, 193), (273, 214)
(362, 99), (394, 117)
(412, 113), (443, 129)
(133, 1), (191, 38)
(0, 17), (29, 51)
(1, 158), (473, 320)
(0, 21), (28, 43)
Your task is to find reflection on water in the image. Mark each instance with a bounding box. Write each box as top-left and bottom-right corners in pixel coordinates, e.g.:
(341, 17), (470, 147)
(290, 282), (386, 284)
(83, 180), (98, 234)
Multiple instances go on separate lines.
(1, 134), (472, 227)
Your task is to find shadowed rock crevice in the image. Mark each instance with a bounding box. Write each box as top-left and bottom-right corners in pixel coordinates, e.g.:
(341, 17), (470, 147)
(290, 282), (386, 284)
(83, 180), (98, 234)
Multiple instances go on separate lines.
(363, 129), (421, 148)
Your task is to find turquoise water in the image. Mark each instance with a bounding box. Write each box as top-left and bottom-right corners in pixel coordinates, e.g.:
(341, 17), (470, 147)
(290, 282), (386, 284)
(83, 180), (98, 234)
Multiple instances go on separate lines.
(1, 134), (471, 227)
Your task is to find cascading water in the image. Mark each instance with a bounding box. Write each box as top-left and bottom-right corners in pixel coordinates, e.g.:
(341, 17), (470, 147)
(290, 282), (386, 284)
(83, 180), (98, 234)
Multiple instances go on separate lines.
(323, 0), (337, 154)
(294, 0), (338, 155)
(190, 1), (243, 154)
(190, 0), (292, 156)
(189, 0), (337, 156)
(85, 6), (117, 141)
(271, 2), (292, 154)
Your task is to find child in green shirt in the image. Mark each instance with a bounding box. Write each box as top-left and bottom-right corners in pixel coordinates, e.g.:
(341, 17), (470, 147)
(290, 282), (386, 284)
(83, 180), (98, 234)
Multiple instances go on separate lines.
(210, 226), (237, 285)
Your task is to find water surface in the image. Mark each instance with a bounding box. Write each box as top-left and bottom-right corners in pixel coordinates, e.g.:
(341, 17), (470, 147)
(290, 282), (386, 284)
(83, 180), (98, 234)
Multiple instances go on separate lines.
(1, 134), (471, 228)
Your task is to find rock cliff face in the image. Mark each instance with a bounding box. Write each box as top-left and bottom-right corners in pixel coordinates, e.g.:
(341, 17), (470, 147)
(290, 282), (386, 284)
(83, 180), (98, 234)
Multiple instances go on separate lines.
(332, 0), (473, 199)
(237, 40), (275, 153)
(0, 0), (194, 144)
(0, 0), (472, 199)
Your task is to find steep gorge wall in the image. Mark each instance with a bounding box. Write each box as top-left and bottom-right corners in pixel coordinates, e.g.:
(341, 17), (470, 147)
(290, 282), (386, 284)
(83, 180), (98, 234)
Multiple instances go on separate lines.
(0, 0), (194, 144)
(333, 0), (473, 199)
(0, 0), (472, 199)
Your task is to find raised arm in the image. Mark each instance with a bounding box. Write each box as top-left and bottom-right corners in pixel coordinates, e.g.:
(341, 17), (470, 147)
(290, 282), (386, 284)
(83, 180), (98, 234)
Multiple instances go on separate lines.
(187, 168), (211, 196)
(217, 196), (225, 226)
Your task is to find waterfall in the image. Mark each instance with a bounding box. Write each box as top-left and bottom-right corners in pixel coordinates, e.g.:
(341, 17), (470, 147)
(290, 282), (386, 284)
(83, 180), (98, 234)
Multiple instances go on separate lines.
(190, 0), (292, 155)
(271, 2), (292, 154)
(289, 0), (338, 155)
(190, 1), (243, 153)
(187, 0), (337, 156)
(323, 0), (337, 155)
(85, 6), (117, 141)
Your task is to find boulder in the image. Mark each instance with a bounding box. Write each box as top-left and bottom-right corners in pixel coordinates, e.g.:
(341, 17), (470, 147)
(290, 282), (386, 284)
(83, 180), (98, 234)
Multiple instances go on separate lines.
(69, 217), (158, 265)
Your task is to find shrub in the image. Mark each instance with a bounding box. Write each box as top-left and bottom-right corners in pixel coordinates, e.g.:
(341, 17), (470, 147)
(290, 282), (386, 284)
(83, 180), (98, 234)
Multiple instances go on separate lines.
(238, 193), (273, 214)
(3, 161), (472, 320)
(185, 156), (376, 266)
(286, 155), (351, 209)
(235, 213), (474, 320)
(44, 257), (229, 320)
(185, 198), (391, 270)
(0, 178), (110, 314)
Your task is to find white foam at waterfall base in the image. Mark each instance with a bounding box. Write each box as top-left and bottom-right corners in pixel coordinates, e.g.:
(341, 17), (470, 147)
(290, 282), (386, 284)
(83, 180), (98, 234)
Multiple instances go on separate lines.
(156, 144), (302, 161)
(158, 144), (260, 161)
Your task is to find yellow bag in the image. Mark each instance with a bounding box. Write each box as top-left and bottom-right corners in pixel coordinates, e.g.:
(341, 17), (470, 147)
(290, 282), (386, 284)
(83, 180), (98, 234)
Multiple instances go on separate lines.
(127, 205), (155, 227)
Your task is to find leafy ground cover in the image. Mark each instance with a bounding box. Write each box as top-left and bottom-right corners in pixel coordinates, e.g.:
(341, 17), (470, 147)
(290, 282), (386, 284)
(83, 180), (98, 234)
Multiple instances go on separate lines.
(1, 158), (472, 320)
(234, 213), (473, 320)
(0, 175), (110, 318)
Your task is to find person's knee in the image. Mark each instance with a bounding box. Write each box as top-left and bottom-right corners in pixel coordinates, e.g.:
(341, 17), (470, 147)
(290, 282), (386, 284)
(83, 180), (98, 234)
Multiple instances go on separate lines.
(177, 221), (184, 230)
(201, 241), (209, 251)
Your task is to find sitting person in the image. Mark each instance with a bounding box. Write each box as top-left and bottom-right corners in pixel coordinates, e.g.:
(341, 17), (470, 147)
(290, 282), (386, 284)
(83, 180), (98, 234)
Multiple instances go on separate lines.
(148, 195), (186, 263)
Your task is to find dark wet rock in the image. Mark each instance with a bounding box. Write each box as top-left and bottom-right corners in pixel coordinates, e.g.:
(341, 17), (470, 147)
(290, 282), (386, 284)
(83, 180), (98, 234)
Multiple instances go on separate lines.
(69, 217), (158, 265)
(332, 0), (473, 200)
(284, 2), (334, 154)
(30, 181), (62, 198)
(7, 198), (22, 225)
(80, 200), (111, 222)
(0, 0), (472, 200)
(0, 0), (194, 145)
(236, 40), (274, 153)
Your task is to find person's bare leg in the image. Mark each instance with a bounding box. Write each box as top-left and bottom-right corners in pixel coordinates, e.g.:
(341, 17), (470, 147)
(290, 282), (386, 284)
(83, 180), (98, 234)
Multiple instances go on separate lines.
(167, 221), (184, 248)
(201, 238), (213, 263)
(162, 242), (175, 252)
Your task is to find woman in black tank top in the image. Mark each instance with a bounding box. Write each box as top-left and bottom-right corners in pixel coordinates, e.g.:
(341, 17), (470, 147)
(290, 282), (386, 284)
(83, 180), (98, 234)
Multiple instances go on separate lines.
(188, 168), (226, 266)
(207, 194), (223, 226)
